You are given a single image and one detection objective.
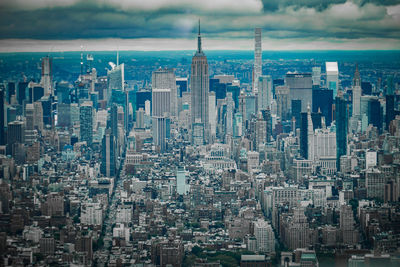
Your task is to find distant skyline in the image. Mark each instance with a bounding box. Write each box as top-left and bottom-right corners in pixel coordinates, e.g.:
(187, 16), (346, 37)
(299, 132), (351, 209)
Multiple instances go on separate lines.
(0, 0), (399, 52)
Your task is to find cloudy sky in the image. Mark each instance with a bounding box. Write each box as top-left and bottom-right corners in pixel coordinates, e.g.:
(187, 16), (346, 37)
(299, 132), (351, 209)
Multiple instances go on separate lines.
(0, 0), (399, 51)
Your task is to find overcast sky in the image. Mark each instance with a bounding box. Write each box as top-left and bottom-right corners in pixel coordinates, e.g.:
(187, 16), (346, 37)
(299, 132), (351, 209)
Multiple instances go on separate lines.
(0, 0), (399, 52)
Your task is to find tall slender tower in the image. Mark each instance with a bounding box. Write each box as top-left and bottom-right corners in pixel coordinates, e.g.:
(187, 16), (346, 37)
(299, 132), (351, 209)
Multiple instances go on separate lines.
(190, 20), (209, 144)
(253, 28), (262, 93)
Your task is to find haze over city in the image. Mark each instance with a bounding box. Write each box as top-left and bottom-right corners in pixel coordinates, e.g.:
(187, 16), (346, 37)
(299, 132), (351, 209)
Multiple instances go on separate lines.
(0, 1), (400, 267)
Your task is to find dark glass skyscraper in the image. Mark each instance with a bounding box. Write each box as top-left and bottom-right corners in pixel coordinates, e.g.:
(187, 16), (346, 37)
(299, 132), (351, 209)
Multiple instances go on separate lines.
(312, 88), (333, 126)
(0, 89), (4, 145)
(300, 112), (308, 159)
(335, 96), (348, 171)
(368, 98), (382, 131)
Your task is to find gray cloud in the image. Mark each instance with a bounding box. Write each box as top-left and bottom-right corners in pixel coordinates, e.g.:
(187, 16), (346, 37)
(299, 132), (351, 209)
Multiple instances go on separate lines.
(0, 0), (399, 49)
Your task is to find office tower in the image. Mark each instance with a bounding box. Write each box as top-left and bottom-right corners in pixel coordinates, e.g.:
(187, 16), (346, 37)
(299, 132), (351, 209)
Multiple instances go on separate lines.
(153, 116), (170, 153)
(335, 96), (348, 171)
(7, 120), (25, 156)
(256, 112), (267, 151)
(136, 108), (145, 129)
(209, 91), (216, 141)
(80, 102), (93, 146)
(209, 78), (227, 100)
(254, 219), (275, 253)
(101, 129), (116, 177)
(326, 62), (339, 97)
(245, 94), (257, 121)
(107, 63), (124, 105)
(366, 169), (385, 200)
(300, 112), (308, 159)
(17, 82), (29, 105)
(312, 88), (333, 126)
(25, 104), (35, 144)
(233, 112), (243, 137)
(386, 94), (395, 130)
(41, 57), (52, 96)
(312, 66), (321, 86)
(110, 104), (118, 141)
(368, 98), (382, 131)
(190, 20), (209, 144)
(350, 65), (362, 132)
(261, 109), (272, 143)
(275, 85), (290, 121)
(57, 103), (71, 127)
(152, 88), (171, 117)
(7, 82), (16, 104)
(226, 92), (234, 137)
(253, 28), (262, 93)
(292, 99), (302, 129)
(56, 82), (71, 104)
(0, 89), (4, 145)
(136, 90), (151, 110)
(286, 73), (313, 112)
(258, 75), (273, 112)
(152, 68), (177, 117)
(176, 167), (188, 195)
(176, 77), (188, 97)
(308, 128), (337, 172)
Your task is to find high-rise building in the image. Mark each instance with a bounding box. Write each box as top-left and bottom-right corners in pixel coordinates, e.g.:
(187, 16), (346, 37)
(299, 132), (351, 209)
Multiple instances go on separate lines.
(41, 56), (52, 96)
(276, 85), (290, 121)
(335, 96), (348, 171)
(300, 112), (309, 159)
(152, 88), (171, 117)
(253, 28), (262, 93)
(0, 89), (4, 145)
(176, 77), (188, 98)
(7, 120), (25, 156)
(292, 99), (302, 129)
(101, 129), (116, 177)
(386, 94), (395, 130)
(326, 62), (339, 97)
(286, 73), (313, 112)
(257, 75), (272, 112)
(312, 66), (321, 86)
(153, 116), (170, 153)
(107, 63), (124, 105)
(350, 65), (362, 132)
(254, 219), (275, 253)
(312, 88), (333, 126)
(80, 102), (93, 146)
(152, 68), (177, 117)
(209, 91), (216, 141)
(190, 20), (209, 144)
(368, 98), (383, 131)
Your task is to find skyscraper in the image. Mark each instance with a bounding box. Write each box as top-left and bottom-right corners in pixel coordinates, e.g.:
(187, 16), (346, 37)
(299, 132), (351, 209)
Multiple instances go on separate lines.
(0, 89), (4, 145)
(80, 102), (93, 146)
(258, 75), (272, 112)
(335, 96), (348, 170)
(253, 28), (262, 93)
(286, 73), (313, 112)
(101, 129), (116, 177)
(152, 88), (171, 117)
(107, 63), (124, 106)
(41, 56), (52, 96)
(152, 68), (177, 117)
(312, 66), (321, 86)
(350, 64), (362, 132)
(326, 62), (339, 97)
(190, 20), (209, 144)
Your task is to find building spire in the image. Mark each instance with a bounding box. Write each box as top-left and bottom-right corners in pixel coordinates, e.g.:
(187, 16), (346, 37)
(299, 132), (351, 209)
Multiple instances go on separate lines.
(197, 19), (202, 53)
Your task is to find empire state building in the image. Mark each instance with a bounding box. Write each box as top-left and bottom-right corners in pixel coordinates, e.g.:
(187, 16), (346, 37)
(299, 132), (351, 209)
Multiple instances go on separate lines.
(190, 20), (209, 145)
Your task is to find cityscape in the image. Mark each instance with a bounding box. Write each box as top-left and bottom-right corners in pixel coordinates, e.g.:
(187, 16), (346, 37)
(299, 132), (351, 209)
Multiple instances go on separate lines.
(1, 1), (400, 267)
